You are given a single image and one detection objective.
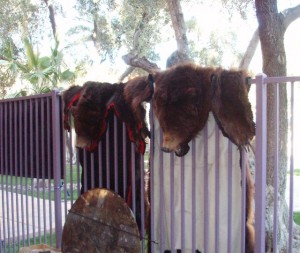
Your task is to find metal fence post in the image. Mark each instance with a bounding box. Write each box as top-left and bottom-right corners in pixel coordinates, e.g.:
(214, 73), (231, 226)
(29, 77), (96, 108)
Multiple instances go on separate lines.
(51, 90), (63, 249)
(254, 73), (267, 253)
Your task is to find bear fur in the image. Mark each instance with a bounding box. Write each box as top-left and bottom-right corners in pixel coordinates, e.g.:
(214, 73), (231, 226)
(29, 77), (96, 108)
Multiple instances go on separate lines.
(152, 63), (255, 253)
(211, 69), (255, 148)
(63, 75), (153, 153)
(153, 64), (215, 156)
(153, 63), (255, 156)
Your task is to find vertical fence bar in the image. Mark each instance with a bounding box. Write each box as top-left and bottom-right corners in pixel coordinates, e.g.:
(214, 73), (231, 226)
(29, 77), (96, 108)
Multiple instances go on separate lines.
(215, 124), (220, 253)
(97, 142), (102, 189)
(149, 101), (156, 253)
(46, 97), (54, 245)
(203, 125), (208, 253)
(90, 152), (95, 189)
(227, 141), (232, 253)
(254, 74), (267, 253)
(122, 123), (127, 198)
(68, 116), (75, 204)
(51, 91), (63, 248)
(180, 156), (185, 252)
(19, 100), (25, 246)
(159, 129), (165, 252)
(14, 100), (20, 248)
(170, 152), (175, 253)
(131, 142), (136, 216)
(24, 100), (30, 244)
(40, 98), (47, 243)
(0, 102), (3, 251)
(191, 139), (196, 253)
(140, 154), (145, 251)
(82, 150), (87, 193)
(273, 83), (279, 252)
(106, 124), (110, 189)
(29, 99), (36, 245)
(0, 103), (3, 249)
(4, 102), (9, 250)
(9, 101), (16, 252)
(288, 82), (294, 253)
(241, 150), (247, 253)
(5, 102), (10, 248)
(35, 99), (42, 243)
(114, 115), (119, 193)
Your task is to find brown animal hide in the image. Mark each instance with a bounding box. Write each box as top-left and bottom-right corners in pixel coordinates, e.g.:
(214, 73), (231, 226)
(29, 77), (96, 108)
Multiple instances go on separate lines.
(62, 75), (153, 154)
(211, 69), (255, 149)
(153, 63), (214, 156)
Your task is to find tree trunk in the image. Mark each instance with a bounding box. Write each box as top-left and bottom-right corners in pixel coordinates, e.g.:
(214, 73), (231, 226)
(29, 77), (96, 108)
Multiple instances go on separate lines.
(166, 0), (189, 54)
(43, 0), (57, 39)
(255, 0), (300, 251)
(239, 4), (300, 70)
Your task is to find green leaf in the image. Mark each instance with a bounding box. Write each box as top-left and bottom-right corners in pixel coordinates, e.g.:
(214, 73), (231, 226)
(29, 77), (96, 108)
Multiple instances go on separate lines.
(23, 37), (38, 69)
(61, 69), (75, 81)
(39, 56), (51, 69)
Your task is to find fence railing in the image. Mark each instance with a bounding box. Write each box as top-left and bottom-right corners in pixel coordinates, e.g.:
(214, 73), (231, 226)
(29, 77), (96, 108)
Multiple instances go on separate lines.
(0, 74), (299, 253)
(251, 74), (300, 253)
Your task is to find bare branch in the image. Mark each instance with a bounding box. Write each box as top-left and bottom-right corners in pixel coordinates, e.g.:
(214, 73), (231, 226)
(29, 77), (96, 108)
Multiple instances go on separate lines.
(239, 4), (300, 69)
(118, 66), (135, 82)
(43, 0), (57, 39)
(166, 0), (189, 55)
(132, 11), (152, 54)
(122, 53), (160, 74)
(239, 29), (259, 69)
(282, 4), (300, 30)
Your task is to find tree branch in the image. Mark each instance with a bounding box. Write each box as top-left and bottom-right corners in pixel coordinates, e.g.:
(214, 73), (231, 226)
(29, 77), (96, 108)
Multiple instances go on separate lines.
(239, 29), (259, 69)
(282, 4), (300, 30)
(43, 0), (57, 39)
(166, 0), (189, 54)
(239, 4), (300, 69)
(118, 66), (135, 82)
(122, 53), (160, 73)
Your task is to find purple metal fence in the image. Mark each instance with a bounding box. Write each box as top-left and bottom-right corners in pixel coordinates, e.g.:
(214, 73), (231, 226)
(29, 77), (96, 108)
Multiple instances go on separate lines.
(0, 90), (64, 252)
(0, 74), (299, 253)
(251, 74), (300, 253)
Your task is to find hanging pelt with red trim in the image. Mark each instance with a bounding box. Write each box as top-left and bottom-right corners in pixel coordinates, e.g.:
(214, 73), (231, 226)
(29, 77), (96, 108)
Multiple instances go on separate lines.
(62, 75), (154, 232)
(63, 75), (154, 154)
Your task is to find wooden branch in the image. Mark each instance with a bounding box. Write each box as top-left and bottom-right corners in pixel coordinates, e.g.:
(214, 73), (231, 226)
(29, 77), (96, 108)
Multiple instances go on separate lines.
(239, 4), (300, 70)
(119, 66), (135, 82)
(282, 4), (300, 30)
(166, 0), (189, 54)
(239, 29), (259, 69)
(122, 53), (160, 73)
(43, 0), (57, 39)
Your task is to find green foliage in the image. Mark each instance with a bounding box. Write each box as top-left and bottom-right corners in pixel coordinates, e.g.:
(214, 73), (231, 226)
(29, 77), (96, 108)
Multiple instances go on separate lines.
(294, 212), (300, 225)
(0, 37), (77, 97)
(0, 0), (50, 48)
(69, 0), (168, 64)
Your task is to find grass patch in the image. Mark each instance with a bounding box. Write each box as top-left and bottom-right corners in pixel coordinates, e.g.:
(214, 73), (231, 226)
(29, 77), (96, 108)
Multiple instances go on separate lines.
(0, 165), (80, 201)
(294, 212), (300, 226)
(2, 233), (57, 253)
(287, 168), (300, 176)
(294, 169), (300, 176)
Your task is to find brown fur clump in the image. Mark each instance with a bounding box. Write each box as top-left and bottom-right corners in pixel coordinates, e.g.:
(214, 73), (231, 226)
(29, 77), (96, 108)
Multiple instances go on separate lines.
(211, 69), (255, 149)
(153, 63), (215, 156)
(62, 75), (154, 153)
